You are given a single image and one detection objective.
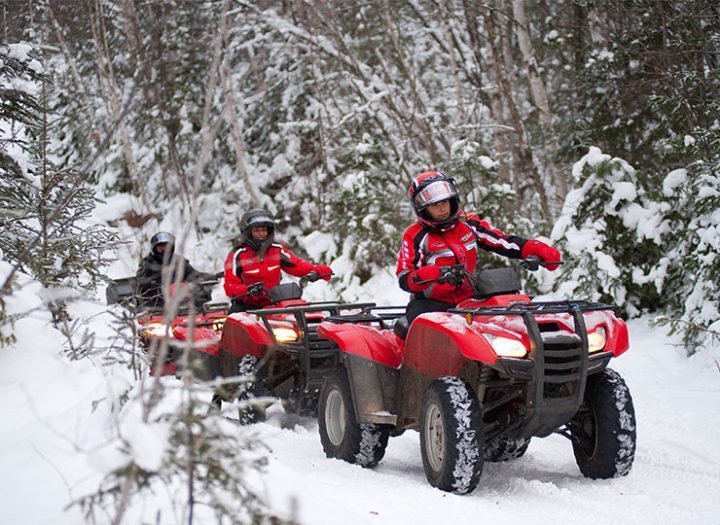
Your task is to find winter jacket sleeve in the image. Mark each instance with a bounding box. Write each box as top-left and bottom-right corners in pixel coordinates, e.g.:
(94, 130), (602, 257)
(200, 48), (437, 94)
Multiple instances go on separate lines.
(396, 224), (431, 293)
(464, 213), (527, 258)
(277, 243), (318, 277)
(223, 249), (247, 298)
(135, 256), (163, 307)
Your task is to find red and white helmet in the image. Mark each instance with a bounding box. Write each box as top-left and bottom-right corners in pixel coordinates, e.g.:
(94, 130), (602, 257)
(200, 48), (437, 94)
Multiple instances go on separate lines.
(407, 171), (460, 229)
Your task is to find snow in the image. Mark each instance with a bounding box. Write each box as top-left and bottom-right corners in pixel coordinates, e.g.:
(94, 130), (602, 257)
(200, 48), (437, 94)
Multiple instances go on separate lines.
(2, 268), (720, 525)
(663, 168), (688, 196)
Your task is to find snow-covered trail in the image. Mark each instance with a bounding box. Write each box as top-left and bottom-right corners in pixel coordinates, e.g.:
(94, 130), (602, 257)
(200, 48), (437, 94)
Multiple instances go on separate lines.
(249, 318), (720, 525)
(1, 314), (719, 525)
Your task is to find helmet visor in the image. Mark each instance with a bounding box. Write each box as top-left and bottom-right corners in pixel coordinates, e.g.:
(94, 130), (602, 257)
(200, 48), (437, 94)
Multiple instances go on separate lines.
(152, 232), (175, 246)
(245, 214), (274, 228)
(414, 180), (457, 210)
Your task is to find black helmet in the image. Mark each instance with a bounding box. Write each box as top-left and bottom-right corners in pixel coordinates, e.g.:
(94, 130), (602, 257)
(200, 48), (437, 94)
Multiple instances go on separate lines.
(408, 171), (460, 229)
(150, 231), (175, 250)
(150, 231), (175, 262)
(237, 208), (276, 250)
(240, 208), (276, 234)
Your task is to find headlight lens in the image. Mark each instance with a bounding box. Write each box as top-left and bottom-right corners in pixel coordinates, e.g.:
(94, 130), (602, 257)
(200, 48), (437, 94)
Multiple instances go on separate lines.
(212, 318), (226, 332)
(273, 327), (299, 343)
(484, 333), (528, 358)
(588, 327), (607, 353)
(141, 322), (173, 338)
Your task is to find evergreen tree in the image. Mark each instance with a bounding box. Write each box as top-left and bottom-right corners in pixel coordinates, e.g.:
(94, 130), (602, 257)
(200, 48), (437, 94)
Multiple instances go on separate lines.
(0, 42), (115, 319)
(551, 147), (665, 315)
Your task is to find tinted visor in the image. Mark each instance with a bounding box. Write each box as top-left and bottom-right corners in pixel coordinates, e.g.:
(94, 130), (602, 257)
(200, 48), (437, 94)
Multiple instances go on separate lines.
(414, 180), (457, 210)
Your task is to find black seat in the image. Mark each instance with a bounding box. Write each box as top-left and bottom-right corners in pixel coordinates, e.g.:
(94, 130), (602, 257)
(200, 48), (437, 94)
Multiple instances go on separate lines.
(106, 277), (137, 305)
(393, 316), (410, 340)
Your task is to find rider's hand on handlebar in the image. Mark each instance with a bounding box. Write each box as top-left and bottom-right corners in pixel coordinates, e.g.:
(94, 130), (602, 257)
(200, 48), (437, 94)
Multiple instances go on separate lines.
(437, 265), (465, 288)
(315, 265), (333, 281)
(247, 282), (266, 297)
(410, 265), (442, 286)
(521, 239), (562, 271)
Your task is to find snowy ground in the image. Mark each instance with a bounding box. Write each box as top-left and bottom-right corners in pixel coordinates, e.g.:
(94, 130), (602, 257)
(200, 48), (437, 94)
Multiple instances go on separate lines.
(1, 288), (719, 524)
(257, 318), (720, 525)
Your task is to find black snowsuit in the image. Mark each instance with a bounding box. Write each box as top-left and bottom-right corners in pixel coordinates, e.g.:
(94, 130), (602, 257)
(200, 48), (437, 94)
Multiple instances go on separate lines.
(135, 252), (209, 309)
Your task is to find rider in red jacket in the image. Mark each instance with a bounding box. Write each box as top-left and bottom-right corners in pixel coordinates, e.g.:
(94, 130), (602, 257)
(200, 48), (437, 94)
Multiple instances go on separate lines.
(396, 171), (561, 323)
(224, 208), (332, 313)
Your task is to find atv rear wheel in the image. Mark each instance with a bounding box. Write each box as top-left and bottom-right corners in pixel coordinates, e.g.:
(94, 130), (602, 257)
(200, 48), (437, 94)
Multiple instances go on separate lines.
(569, 368), (636, 479)
(318, 366), (389, 468)
(484, 436), (531, 462)
(419, 377), (483, 494)
(237, 355), (267, 425)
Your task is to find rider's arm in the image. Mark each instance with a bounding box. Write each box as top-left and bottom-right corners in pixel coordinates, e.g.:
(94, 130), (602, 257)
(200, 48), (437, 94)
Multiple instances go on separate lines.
(396, 225), (439, 292)
(465, 213), (526, 258)
(182, 258), (208, 282)
(135, 258), (162, 305)
(223, 249), (248, 298)
(277, 243), (319, 277)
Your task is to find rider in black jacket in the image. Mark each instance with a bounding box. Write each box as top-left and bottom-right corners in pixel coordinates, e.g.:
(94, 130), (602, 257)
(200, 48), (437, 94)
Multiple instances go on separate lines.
(135, 232), (211, 308)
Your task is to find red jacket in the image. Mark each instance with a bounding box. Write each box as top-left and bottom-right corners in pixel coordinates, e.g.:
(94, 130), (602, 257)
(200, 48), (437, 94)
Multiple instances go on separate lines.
(396, 212), (527, 304)
(224, 242), (318, 307)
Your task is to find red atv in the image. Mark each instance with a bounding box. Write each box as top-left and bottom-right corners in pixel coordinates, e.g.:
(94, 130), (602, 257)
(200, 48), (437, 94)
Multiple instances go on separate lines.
(216, 273), (375, 423)
(315, 258), (636, 494)
(106, 276), (228, 377)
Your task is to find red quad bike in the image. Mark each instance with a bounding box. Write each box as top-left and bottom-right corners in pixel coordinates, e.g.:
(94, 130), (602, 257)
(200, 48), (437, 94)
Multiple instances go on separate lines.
(216, 272), (378, 424)
(106, 275), (228, 377)
(315, 257), (637, 494)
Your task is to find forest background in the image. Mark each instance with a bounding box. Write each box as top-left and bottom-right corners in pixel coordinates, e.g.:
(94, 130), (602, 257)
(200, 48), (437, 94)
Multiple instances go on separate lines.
(3, 0), (719, 349)
(1, 2), (719, 522)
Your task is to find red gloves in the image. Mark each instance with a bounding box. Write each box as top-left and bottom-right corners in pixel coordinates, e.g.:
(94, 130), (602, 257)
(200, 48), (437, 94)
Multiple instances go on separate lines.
(315, 265), (333, 281)
(408, 265), (442, 291)
(521, 239), (562, 271)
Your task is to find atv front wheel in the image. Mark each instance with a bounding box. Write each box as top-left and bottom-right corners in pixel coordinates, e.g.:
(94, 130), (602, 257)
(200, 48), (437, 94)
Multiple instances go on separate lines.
(569, 368), (636, 478)
(419, 377), (483, 494)
(236, 355), (267, 425)
(484, 436), (531, 462)
(318, 367), (389, 468)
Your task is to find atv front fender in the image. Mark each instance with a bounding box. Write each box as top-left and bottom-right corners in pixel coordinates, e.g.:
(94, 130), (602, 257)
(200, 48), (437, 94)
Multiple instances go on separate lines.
(403, 312), (501, 377)
(317, 322), (404, 368)
(218, 313), (271, 358)
(172, 326), (221, 356)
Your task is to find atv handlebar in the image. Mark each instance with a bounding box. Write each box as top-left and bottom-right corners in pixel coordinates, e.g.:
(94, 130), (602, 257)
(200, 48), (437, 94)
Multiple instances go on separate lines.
(234, 271), (335, 299)
(516, 255), (565, 272)
(416, 257), (565, 289)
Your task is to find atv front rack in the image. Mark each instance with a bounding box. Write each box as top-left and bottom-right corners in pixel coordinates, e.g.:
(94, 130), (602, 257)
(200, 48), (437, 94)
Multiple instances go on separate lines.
(451, 299), (620, 439)
(248, 301), (376, 396)
(449, 299), (618, 317)
(323, 305), (407, 328)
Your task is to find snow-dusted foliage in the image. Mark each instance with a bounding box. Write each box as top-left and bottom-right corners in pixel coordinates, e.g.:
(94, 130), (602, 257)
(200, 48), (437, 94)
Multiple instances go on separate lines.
(654, 140), (720, 351)
(76, 381), (287, 525)
(552, 144), (720, 352)
(551, 147), (666, 314)
(0, 42), (115, 320)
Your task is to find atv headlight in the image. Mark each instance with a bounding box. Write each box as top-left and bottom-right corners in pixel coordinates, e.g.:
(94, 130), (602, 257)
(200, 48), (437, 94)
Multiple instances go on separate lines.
(273, 327), (299, 343)
(484, 334), (528, 358)
(588, 327), (607, 353)
(141, 322), (173, 338)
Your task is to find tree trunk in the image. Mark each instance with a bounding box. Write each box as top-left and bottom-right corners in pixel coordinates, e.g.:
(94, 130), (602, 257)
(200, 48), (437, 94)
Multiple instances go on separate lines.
(512, 0), (566, 211)
(483, 6), (552, 223)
